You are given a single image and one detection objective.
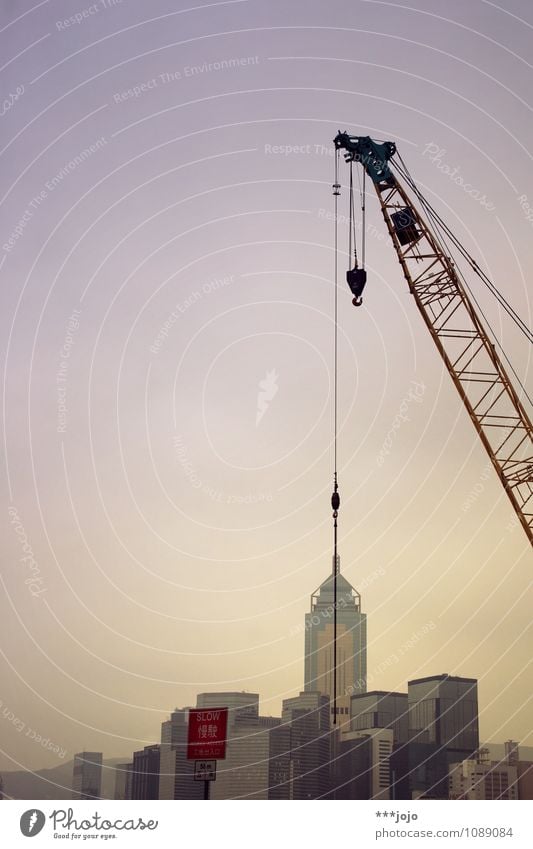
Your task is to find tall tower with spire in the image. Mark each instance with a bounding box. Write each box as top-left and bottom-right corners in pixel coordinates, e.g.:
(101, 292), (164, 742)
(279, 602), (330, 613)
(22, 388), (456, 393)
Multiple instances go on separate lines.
(303, 555), (367, 725)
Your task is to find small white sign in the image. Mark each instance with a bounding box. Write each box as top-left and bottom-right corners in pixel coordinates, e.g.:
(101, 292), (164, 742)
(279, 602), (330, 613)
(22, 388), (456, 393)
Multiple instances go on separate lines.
(194, 760), (217, 781)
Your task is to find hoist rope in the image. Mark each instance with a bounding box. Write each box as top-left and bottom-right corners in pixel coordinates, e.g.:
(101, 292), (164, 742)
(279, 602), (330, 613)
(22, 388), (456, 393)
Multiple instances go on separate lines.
(362, 168), (366, 269)
(355, 164), (367, 269)
(332, 149), (340, 727)
(334, 150), (340, 484)
(348, 162), (357, 268)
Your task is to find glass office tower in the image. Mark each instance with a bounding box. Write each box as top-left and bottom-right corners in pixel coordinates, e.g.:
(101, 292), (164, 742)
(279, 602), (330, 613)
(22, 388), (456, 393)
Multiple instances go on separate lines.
(408, 674), (479, 799)
(304, 569), (367, 724)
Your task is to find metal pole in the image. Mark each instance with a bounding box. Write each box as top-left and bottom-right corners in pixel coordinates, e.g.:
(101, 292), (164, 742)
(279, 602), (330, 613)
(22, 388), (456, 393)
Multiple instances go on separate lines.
(204, 779), (210, 800)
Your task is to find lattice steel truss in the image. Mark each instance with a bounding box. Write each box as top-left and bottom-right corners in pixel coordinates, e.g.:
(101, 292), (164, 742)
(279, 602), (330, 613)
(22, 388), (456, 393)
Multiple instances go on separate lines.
(375, 174), (533, 545)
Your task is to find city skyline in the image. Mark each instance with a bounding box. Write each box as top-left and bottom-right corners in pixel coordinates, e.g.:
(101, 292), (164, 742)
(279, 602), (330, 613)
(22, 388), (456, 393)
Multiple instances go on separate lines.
(1, 0), (532, 785)
(2, 568), (529, 800)
(27, 675), (530, 800)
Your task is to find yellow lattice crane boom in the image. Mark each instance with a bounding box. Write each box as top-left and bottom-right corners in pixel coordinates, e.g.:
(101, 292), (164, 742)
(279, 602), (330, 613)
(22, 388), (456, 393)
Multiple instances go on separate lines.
(333, 132), (533, 546)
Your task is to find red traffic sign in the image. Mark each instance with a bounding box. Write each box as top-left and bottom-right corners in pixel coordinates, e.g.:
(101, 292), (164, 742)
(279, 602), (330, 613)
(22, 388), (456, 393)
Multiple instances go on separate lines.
(187, 707), (228, 760)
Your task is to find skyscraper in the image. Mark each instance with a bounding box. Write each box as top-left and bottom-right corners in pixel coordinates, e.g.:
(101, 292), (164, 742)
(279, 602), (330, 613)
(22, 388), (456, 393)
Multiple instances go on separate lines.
(268, 724), (291, 799)
(72, 752), (102, 800)
(159, 694), (288, 799)
(196, 692), (282, 800)
(329, 731), (371, 799)
(351, 691), (409, 744)
(159, 709), (203, 800)
(408, 674), (479, 799)
(113, 762), (132, 800)
(304, 565), (367, 724)
(333, 727), (394, 799)
(131, 744), (161, 799)
(281, 691), (331, 799)
(196, 691), (259, 724)
(350, 690), (410, 799)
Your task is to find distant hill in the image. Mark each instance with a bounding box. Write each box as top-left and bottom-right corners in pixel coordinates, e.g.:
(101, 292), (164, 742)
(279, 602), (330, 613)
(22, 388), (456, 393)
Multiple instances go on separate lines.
(1, 758), (124, 800)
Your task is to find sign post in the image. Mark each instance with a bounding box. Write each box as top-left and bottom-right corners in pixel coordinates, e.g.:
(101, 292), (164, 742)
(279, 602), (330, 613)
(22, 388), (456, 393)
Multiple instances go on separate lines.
(194, 760), (217, 799)
(187, 707), (228, 799)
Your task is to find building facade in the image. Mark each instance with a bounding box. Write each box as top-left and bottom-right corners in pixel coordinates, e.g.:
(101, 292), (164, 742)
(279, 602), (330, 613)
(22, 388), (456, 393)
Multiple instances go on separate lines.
(197, 692), (282, 800)
(408, 675), (479, 799)
(281, 691), (331, 799)
(350, 690), (410, 799)
(449, 753), (518, 800)
(517, 761), (533, 800)
(351, 691), (409, 744)
(72, 752), (102, 800)
(334, 727), (394, 799)
(113, 762), (132, 800)
(304, 570), (367, 724)
(159, 695), (290, 800)
(131, 744), (161, 799)
(504, 740), (519, 767)
(159, 709), (203, 800)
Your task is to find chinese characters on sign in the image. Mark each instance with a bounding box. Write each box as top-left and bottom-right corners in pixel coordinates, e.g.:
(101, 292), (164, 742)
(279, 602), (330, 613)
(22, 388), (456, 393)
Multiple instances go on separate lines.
(187, 708), (228, 759)
(194, 760), (217, 781)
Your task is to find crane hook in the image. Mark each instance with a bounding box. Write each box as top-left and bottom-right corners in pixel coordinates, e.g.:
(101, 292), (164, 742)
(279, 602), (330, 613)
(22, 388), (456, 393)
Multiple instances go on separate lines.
(347, 266), (367, 307)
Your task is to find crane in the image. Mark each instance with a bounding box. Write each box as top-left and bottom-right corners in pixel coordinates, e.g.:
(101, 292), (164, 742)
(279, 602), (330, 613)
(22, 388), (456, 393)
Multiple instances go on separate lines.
(332, 132), (533, 547)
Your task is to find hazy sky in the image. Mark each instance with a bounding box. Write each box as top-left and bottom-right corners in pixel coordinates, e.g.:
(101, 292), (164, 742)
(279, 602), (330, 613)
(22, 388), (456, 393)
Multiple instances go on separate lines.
(1, 0), (532, 780)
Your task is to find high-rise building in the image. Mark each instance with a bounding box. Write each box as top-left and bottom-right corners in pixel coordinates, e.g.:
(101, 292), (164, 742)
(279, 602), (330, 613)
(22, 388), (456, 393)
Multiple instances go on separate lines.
(333, 727), (394, 799)
(113, 762), (132, 800)
(304, 566), (367, 724)
(408, 675), (479, 799)
(329, 731), (371, 799)
(351, 691), (409, 744)
(281, 691), (331, 799)
(349, 690), (409, 799)
(159, 695), (288, 800)
(449, 752), (518, 800)
(197, 692), (282, 800)
(131, 744), (161, 799)
(213, 716), (281, 799)
(72, 752), (102, 800)
(267, 724), (291, 800)
(517, 760), (533, 800)
(196, 692), (259, 725)
(502, 742), (533, 801)
(159, 709), (203, 800)
(505, 740), (519, 767)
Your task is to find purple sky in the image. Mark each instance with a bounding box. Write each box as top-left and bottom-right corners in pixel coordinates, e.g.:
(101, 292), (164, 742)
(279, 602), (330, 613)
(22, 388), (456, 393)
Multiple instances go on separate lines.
(1, 0), (532, 776)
